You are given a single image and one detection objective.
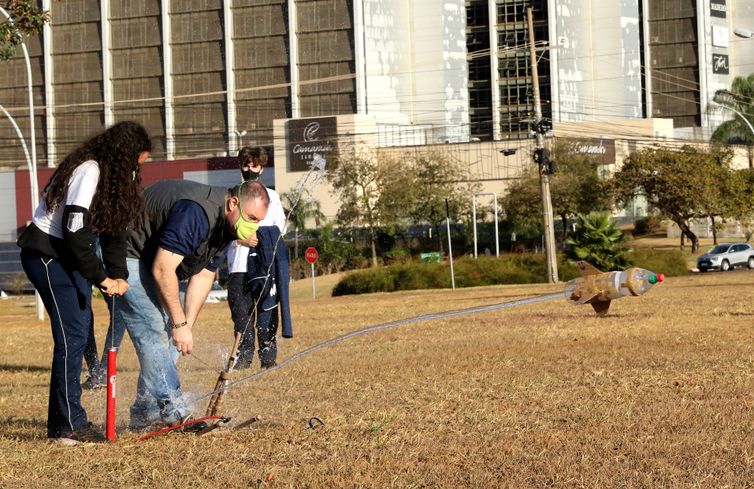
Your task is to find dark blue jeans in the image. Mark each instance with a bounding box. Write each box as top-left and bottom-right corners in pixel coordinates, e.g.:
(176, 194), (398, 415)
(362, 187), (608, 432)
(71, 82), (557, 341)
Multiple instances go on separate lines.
(227, 272), (278, 366)
(22, 255), (92, 438)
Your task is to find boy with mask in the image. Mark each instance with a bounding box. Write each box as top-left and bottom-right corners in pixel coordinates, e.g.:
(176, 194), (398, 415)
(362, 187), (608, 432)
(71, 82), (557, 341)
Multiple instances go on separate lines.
(226, 146), (288, 369)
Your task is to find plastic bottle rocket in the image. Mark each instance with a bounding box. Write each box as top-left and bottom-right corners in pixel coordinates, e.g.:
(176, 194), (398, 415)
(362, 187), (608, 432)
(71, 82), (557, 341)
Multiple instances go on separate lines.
(565, 261), (665, 316)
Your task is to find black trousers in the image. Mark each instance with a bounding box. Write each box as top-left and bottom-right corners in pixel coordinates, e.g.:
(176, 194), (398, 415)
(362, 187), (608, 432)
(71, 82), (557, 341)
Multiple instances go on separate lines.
(22, 255), (91, 438)
(227, 272), (278, 366)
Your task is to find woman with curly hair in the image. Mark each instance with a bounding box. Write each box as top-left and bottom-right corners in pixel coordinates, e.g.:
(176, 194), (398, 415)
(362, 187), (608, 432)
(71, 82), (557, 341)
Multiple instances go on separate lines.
(17, 121), (152, 444)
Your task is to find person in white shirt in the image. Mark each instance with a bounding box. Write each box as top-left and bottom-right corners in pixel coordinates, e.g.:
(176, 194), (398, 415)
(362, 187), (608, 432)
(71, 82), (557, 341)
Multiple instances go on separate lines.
(226, 146), (287, 368)
(17, 121), (151, 443)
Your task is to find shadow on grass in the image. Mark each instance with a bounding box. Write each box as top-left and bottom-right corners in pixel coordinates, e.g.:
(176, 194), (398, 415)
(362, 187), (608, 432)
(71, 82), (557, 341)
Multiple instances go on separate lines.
(0, 417), (47, 441)
(0, 364), (48, 373)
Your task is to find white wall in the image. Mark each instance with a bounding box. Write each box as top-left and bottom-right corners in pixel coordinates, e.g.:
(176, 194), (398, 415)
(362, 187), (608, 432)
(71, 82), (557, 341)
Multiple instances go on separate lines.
(408, 0), (469, 142)
(361, 0), (470, 143)
(732, 0), (754, 78)
(551, 0), (643, 123)
(0, 172), (17, 241)
(703, 0), (754, 136)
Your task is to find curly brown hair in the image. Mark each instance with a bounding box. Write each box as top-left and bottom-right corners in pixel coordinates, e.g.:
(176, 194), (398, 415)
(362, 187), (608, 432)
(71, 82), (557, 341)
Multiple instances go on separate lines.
(237, 146), (268, 168)
(43, 121), (152, 234)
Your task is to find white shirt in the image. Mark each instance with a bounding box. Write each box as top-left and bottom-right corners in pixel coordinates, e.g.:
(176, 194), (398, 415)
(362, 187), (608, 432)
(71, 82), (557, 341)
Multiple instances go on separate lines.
(226, 186), (286, 273)
(32, 160), (100, 238)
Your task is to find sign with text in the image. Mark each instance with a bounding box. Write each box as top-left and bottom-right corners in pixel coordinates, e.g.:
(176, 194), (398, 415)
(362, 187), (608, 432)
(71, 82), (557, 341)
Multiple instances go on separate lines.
(305, 247), (319, 264)
(568, 138), (616, 165)
(712, 53), (730, 74)
(287, 117), (338, 172)
(710, 0), (726, 18)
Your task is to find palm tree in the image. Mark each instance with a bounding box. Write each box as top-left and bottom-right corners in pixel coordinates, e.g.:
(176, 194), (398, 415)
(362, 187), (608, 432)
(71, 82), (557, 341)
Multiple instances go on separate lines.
(565, 213), (631, 271)
(280, 191), (325, 259)
(711, 74), (754, 167)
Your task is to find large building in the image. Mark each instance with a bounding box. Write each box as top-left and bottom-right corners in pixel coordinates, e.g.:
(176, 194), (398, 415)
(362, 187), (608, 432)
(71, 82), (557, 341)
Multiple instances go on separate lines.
(0, 0), (470, 168)
(2, 0), (753, 168)
(1, 0), (753, 232)
(466, 0), (754, 140)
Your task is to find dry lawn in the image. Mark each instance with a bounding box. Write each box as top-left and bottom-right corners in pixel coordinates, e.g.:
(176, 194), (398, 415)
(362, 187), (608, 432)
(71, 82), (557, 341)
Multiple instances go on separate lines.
(0, 270), (753, 488)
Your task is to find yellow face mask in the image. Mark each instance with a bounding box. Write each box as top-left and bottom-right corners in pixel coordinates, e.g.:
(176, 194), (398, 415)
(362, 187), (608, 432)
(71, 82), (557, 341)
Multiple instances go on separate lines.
(234, 186), (260, 240)
(234, 216), (259, 240)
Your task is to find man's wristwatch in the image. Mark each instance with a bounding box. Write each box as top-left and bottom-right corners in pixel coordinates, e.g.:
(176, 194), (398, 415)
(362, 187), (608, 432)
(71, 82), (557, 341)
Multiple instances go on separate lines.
(172, 320), (188, 329)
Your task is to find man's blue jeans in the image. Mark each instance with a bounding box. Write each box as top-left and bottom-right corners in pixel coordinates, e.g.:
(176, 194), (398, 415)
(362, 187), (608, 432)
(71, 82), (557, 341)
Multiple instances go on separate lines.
(116, 258), (189, 427)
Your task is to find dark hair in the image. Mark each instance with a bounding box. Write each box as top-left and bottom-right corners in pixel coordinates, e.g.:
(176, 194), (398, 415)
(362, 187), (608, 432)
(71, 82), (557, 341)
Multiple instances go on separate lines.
(44, 121), (152, 234)
(237, 146), (268, 168)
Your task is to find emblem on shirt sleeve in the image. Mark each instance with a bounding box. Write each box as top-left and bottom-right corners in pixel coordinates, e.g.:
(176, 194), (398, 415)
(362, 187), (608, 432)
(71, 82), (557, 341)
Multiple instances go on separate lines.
(67, 212), (85, 232)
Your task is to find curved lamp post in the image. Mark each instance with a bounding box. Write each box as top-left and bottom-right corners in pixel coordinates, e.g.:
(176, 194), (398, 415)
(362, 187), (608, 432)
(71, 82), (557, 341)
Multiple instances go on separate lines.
(0, 104), (32, 171)
(0, 6), (39, 207)
(1, 6), (42, 319)
(709, 101), (754, 139)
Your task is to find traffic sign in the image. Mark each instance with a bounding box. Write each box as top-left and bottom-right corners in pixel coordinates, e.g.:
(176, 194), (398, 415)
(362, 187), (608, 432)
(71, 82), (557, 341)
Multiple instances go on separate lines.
(305, 247), (319, 264)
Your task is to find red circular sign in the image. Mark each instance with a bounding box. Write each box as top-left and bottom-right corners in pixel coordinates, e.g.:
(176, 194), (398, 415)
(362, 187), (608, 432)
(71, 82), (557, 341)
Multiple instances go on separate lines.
(305, 247), (319, 264)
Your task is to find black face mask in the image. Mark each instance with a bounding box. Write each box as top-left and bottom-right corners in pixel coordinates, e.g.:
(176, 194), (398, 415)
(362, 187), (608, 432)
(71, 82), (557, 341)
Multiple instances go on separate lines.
(242, 169), (262, 181)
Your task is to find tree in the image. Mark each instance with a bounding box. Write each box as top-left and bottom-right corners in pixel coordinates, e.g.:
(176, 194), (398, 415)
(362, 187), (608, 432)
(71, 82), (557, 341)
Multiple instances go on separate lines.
(694, 146), (740, 244)
(711, 74), (754, 168)
(280, 190), (324, 260)
(727, 168), (754, 241)
(328, 146), (408, 267)
(565, 213), (631, 271)
(612, 145), (735, 253)
(502, 142), (612, 240)
(1, 1), (49, 61)
(406, 151), (479, 255)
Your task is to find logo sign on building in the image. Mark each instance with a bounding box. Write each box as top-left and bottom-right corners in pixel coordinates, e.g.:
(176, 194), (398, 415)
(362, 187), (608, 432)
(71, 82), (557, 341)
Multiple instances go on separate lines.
(287, 117), (338, 172)
(710, 0), (726, 18)
(569, 138), (616, 165)
(712, 53), (730, 74)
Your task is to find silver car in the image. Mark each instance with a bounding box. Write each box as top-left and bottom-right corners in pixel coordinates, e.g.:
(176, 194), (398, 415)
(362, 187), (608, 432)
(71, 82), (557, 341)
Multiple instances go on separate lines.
(697, 242), (754, 272)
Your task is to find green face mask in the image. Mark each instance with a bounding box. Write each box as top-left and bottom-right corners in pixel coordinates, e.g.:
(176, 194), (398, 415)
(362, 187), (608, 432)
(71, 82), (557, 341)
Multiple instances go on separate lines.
(234, 216), (259, 240)
(234, 185), (260, 240)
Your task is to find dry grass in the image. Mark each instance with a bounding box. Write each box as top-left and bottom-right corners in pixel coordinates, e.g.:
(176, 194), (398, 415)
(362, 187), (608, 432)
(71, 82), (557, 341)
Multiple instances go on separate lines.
(1, 270), (753, 488)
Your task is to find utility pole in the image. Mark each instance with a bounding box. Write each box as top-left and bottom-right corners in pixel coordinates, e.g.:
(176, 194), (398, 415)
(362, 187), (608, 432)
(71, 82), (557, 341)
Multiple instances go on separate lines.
(527, 6), (558, 283)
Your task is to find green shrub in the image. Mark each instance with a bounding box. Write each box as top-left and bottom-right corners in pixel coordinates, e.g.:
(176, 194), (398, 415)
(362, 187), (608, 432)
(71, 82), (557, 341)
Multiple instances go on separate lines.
(628, 248), (688, 277)
(332, 267), (396, 295)
(332, 248), (687, 296)
(633, 216), (662, 236)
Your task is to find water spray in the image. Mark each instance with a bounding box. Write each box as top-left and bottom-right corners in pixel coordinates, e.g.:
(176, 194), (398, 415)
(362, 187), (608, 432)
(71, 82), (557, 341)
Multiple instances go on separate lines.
(194, 154), (328, 433)
(195, 264), (665, 429)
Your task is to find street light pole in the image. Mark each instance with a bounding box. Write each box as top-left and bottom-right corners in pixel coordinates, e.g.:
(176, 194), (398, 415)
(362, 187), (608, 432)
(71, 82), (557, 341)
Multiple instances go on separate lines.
(0, 6), (38, 208)
(1, 6), (43, 319)
(0, 104), (32, 176)
(709, 101), (754, 137)
(527, 7), (558, 283)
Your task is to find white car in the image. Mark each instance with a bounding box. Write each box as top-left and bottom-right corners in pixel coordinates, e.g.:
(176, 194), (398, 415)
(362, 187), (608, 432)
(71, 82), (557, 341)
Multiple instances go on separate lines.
(697, 243), (754, 272)
(178, 281), (228, 303)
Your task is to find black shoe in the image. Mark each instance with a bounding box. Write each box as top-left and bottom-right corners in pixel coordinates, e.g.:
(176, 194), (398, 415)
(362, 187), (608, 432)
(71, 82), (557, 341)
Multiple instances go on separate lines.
(260, 360), (277, 369)
(179, 415), (209, 433)
(52, 422), (106, 445)
(235, 359), (253, 370)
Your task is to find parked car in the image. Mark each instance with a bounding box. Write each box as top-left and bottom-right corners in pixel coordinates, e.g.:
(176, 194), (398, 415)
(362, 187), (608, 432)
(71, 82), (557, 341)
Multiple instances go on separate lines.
(178, 280), (228, 303)
(697, 242), (754, 272)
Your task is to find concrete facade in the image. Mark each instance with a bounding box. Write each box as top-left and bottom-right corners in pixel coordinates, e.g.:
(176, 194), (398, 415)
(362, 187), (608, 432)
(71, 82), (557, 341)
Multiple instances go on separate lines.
(0, 0), (470, 168)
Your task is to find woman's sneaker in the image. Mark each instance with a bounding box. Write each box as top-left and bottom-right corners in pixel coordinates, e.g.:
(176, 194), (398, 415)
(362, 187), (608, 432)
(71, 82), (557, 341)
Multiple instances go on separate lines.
(51, 423), (106, 445)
